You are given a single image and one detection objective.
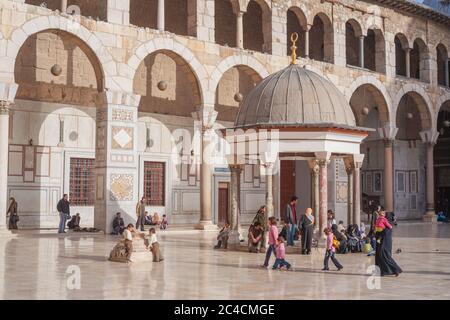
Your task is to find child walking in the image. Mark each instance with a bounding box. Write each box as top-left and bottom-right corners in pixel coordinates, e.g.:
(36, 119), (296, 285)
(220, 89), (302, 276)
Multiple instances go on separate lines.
(272, 236), (291, 270)
(323, 228), (343, 271)
(148, 228), (164, 262)
(262, 217), (278, 268)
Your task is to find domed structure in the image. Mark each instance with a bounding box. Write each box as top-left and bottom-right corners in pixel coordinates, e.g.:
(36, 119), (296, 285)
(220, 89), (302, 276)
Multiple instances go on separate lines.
(235, 64), (356, 128)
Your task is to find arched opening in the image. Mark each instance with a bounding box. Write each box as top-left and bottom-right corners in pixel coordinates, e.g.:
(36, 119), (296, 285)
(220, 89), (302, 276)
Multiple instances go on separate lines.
(215, 65), (262, 123)
(133, 50), (203, 224)
(350, 84), (390, 210)
(395, 91), (432, 218)
(13, 29), (104, 228)
(243, 0), (271, 53)
(345, 19), (362, 67)
(25, 1), (108, 21)
(215, 0), (237, 47)
(309, 13), (333, 63)
(165, 0), (197, 36)
(364, 29), (386, 73)
(130, 0), (158, 29)
(437, 44), (448, 86)
(435, 101), (450, 215)
(410, 38), (428, 81)
(286, 7), (307, 58)
(395, 33), (408, 77)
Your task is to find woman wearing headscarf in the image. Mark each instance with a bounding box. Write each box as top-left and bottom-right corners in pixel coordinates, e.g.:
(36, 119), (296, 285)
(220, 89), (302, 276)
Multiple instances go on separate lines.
(298, 208), (315, 255)
(7, 197), (19, 230)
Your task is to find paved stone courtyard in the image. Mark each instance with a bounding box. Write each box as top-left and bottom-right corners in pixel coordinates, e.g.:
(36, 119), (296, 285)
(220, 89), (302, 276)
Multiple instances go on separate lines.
(0, 222), (450, 300)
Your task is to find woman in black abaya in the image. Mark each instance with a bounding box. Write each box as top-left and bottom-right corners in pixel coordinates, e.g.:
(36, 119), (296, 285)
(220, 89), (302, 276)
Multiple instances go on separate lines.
(298, 208), (315, 255)
(375, 220), (402, 277)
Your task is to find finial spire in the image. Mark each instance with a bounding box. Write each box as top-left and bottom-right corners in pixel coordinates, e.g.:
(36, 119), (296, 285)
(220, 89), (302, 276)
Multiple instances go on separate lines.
(290, 32), (299, 65)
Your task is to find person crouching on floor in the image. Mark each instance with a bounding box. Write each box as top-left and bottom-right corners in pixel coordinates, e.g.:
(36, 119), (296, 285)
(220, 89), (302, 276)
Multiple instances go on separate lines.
(272, 236), (291, 270)
(214, 223), (230, 249)
(323, 227), (343, 271)
(148, 228), (164, 262)
(160, 214), (168, 230)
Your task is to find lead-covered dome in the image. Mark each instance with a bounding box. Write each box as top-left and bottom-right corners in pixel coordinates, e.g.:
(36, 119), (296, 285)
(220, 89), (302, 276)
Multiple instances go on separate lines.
(235, 64), (356, 127)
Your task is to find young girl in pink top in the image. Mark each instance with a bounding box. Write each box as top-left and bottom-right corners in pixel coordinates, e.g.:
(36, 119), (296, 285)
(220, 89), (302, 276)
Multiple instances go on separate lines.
(262, 217), (278, 268)
(375, 211), (392, 243)
(272, 236), (291, 270)
(323, 228), (343, 271)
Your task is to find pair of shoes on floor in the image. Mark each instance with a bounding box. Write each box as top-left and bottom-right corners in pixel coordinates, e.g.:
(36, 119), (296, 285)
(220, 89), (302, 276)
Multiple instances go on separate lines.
(322, 267), (329, 271)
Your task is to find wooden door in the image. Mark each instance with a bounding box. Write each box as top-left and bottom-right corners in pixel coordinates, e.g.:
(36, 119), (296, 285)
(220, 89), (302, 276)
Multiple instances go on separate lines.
(218, 183), (229, 226)
(280, 160), (296, 222)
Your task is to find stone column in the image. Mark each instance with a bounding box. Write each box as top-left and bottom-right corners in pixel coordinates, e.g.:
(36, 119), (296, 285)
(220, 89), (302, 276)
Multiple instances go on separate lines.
(193, 109), (218, 230)
(61, 0), (67, 13)
(308, 159), (320, 229)
(94, 91), (141, 233)
(262, 162), (274, 249)
(420, 130), (439, 222)
(315, 152), (330, 235)
(304, 25), (312, 58)
(359, 35), (365, 68)
(157, 0), (165, 31)
(344, 157), (353, 226)
(236, 11), (244, 49)
(378, 125), (398, 213)
(352, 154), (365, 228)
(228, 164), (242, 246)
(405, 48), (411, 78)
(445, 58), (449, 87)
(0, 82), (18, 235)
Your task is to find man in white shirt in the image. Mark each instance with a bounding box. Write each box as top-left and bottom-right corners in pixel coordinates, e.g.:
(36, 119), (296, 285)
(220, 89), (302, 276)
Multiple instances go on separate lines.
(123, 224), (135, 263)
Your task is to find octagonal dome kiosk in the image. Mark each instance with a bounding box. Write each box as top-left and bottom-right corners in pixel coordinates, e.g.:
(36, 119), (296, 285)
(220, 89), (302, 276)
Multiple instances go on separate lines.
(223, 51), (371, 248)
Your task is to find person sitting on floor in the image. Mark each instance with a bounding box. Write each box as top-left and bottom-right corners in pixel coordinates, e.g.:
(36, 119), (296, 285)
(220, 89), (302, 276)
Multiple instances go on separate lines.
(337, 221), (346, 233)
(214, 223), (230, 249)
(160, 214), (168, 230)
(112, 212), (125, 235)
(248, 222), (263, 253)
(144, 211), (153, 225)
(67, 213), (81, 231)
(152, 212), (161, 226)
(331, 224), (348, 254)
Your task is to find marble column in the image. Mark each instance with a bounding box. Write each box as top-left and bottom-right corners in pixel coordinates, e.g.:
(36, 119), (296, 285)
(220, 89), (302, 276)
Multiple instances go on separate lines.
(157, 0), (165, 31)
(304, 25), (312, 58)
(94, 91), (141, 233)
(420, 130), (439, 221)
(228, 164), (242, 246)
(0, 82), (18, 235)
(193, 109), (218, 230)
(236, 11), (244, 49)
(445, 58), (449, 87)
(61, 0), (67, 13)
(344, 157), (354, 226)
(263, 162), (274, 249)
(378, 125), (398, 213)
(352, 154), (365, 228)
(315, 152), (330, 235)
(308, 160), (320, 228)
(405, 48), (411, 78)
(359, 35), (365, 68)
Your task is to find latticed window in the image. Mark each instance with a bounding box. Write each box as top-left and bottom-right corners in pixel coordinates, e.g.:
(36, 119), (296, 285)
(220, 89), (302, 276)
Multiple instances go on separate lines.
(69, 158), (95, 206)
(144, 161), (165, 206)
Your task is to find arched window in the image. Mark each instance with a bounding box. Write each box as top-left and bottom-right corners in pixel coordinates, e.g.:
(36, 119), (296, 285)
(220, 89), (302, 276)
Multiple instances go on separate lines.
(309, 13), (333, 63)
(286, 7), (307, 58)
(243, 0), (271, 53)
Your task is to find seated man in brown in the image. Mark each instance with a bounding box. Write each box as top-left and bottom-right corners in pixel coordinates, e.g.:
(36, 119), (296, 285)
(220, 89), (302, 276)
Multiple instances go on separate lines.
(248, 222), (263, 253)
(67, 213), (81, 231)
(214, 223), (230, 249)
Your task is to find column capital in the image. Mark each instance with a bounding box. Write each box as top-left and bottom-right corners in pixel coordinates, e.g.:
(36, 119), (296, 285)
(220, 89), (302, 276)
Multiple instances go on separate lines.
(308, 159), (320, 174)
(229, 163), (244, 173)
(352, 153), (365, 169)
(343, 156), (354, 175)
(0, 82), (18, 106)
(378, 125), (398, 146)
(192, 109), (217, 130)
(419, 130), (440, 145)
(0, 101), (11, 115)
(315, 152), (331, 166)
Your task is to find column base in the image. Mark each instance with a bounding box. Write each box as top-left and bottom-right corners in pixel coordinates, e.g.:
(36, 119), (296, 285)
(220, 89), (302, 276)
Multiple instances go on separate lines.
(194, 221), (218, 231)
(422, 211), (437, 223)
(227, 230), (241, 249)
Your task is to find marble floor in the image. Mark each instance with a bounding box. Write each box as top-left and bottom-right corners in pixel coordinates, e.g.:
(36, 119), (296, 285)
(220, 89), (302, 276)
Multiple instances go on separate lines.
(1, 222), (450, 300)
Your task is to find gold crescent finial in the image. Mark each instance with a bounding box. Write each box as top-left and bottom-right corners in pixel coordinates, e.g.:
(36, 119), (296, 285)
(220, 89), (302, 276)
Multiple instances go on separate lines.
(290, 32), (299, 65)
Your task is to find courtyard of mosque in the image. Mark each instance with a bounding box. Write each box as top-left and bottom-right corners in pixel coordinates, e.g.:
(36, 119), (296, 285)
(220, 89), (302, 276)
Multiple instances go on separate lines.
(0, 222), (449, 300)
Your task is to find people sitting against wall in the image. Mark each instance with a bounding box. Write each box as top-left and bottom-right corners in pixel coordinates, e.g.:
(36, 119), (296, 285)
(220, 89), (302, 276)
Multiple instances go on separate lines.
(214, 223), (230, 249)
(248, 222), (263, 253)
(346, 224), (363, 253)
(67, 213), (81, 231)
(331, 224), (348, 254)
(152, 212), (161, 226)
(112, 212), (125, 235)
(144, 211), (153, 225)
(337, 221), (346, 233)
(160, 214), (168, 230)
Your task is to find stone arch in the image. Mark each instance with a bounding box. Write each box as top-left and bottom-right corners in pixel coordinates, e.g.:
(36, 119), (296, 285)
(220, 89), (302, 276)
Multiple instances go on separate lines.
(394, 86), (434, 137)
(365, 28), (386, 73)
(411, 37), (429, 81)
(436, 43), (448, 86)
(435, 93), (450, 126)
(127, 37), (208, 104)
(346, 19), (363, 67)
(215, 0), (238, 47)
(208, 55), (270, 104)
(286, 6), (307, 58)
(394, 33), (409, 77)
(309, 12), (334, 63)
(345, 76), (392, 122)
(243, 0), (272, 53)
(4, 16), (116, 90)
